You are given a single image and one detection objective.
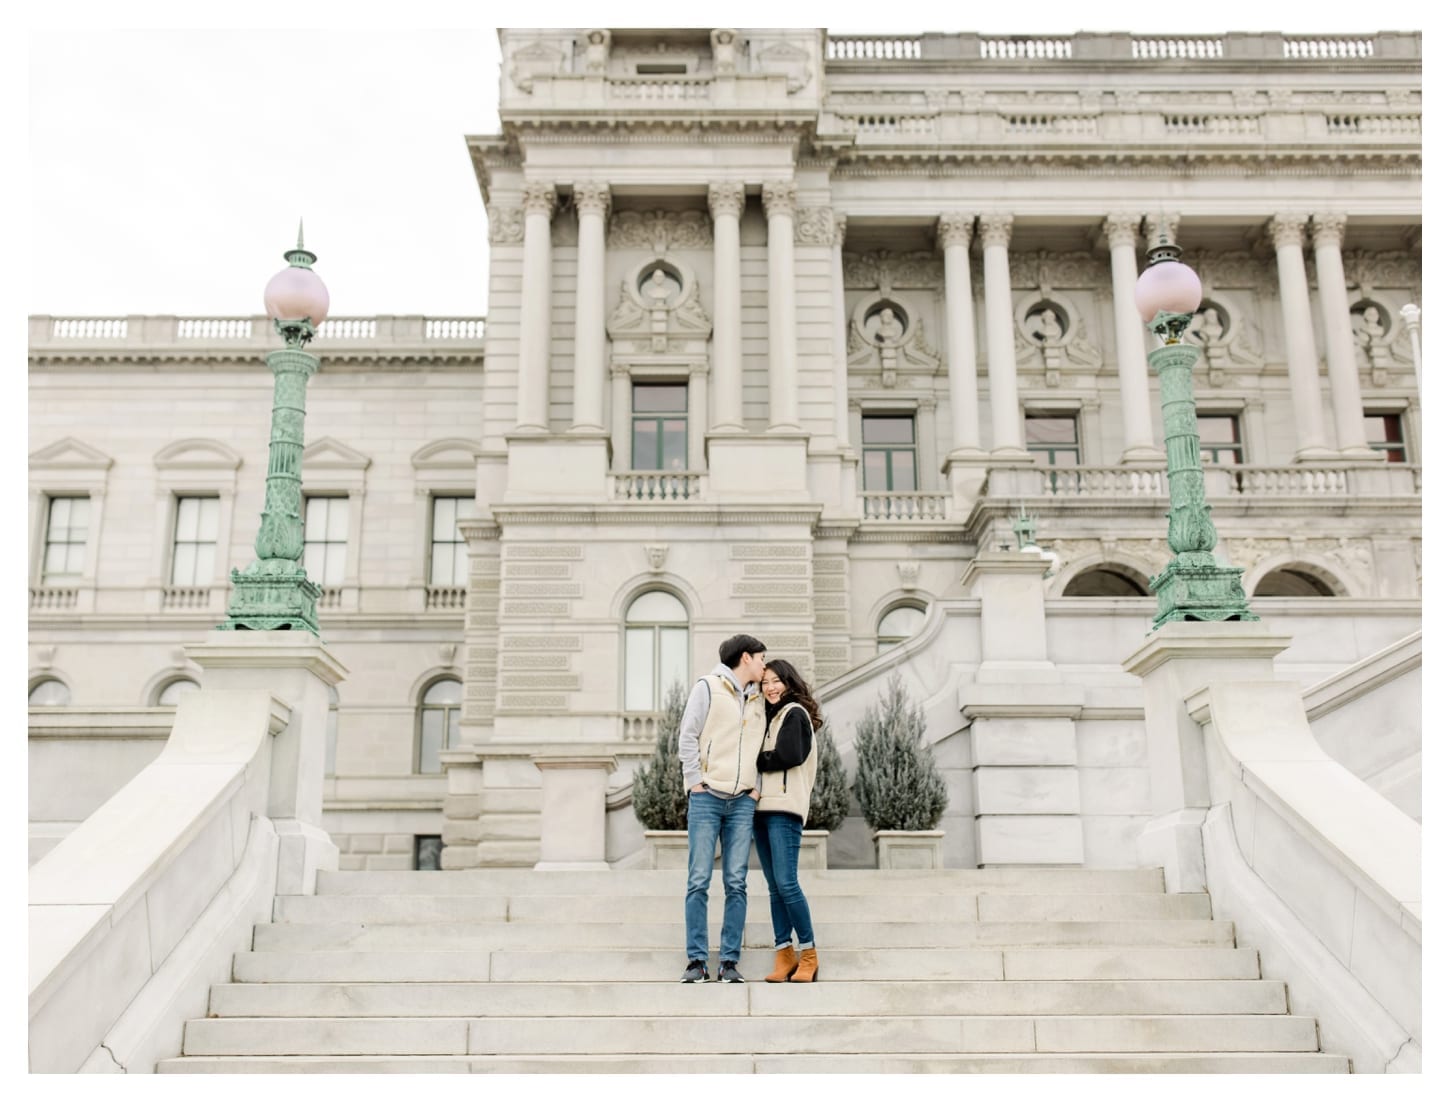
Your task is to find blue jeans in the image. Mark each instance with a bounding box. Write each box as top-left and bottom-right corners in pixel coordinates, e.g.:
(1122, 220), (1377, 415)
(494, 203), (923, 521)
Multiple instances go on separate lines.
(684, 790), (756, 963)
(753, 812), (815, 949)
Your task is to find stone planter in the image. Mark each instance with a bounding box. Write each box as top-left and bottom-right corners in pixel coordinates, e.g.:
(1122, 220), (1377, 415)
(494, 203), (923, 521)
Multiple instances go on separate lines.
(799, 829), (829, 870)
(643, 829), (689, 869)
(872, 829), (944, 870)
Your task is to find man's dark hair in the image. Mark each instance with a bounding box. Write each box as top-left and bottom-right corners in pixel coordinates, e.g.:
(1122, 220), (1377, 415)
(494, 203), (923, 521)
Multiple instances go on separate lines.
(719, 634), (766, 669)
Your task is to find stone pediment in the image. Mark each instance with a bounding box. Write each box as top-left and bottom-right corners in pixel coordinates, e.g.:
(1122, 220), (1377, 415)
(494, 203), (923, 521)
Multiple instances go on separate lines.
(30, 437), (114, 470)
(153, 438), (243, 470)
(411, 438), (482, 471)
(303, 436), (372, 471)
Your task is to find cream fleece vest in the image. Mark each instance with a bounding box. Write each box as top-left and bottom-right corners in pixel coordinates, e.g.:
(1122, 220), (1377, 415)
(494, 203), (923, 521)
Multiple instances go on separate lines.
(754, 701), (818, 823)
(697, 674), (766, 796)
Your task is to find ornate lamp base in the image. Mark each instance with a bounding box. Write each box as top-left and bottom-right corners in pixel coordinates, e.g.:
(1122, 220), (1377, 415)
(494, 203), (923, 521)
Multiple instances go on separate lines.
(218, 562), (322, 634)
(1149, 552), (1259, 630)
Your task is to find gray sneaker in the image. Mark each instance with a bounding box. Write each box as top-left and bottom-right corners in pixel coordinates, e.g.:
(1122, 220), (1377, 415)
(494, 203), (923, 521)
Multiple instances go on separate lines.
(680, 960), (710, 983)
(717, 961), (745, 983)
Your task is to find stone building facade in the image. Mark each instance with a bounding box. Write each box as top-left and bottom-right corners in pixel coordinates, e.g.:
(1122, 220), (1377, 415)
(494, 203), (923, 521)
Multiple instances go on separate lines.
(29, 28), (1421, 869)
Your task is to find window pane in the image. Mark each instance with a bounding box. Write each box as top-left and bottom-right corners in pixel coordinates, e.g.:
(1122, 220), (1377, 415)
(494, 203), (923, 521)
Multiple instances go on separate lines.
(890, 450), (917, 491)
(862, 450), (889, 491)
(659, 627), (689, 704)
(661, 420), (687, 470)
(304, 543), (323, 579)
(414, 835), (443, 871)
(44, 544), (69, 576)
(633, 384), (688, 413)
(418, 710), (443, 773)
(305, 497), (327, 532)
(175, 497), (199, 541)
(326, 499), (349, 540)
(431, 544), (452, 586)
(632, 420), (659, 469)
(29, 679), (71, 706)
(63, 542), (87, 574)
(197, 498), (219, 540)
(325, 544), (346, 585)
(1026, 416), (1076, 445)
(624, 628), (655, 712)
(171, 543), (197, 585)
(447, 708), (461, 750)
(863, 416), (914, 445)
(627, 590), (688, 624)
(195, 544), (215, 583)
(879, 606), (926, 640)
(47, 497), (71, 535)
(424, 678), (463, 705)
(1196, 416), (1238, 444)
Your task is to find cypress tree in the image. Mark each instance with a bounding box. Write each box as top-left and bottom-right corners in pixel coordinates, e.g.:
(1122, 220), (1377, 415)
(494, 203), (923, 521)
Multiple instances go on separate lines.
(631, 680), (690, 831)
(851, 674), (948, 832)
(806, 718), (850, 831)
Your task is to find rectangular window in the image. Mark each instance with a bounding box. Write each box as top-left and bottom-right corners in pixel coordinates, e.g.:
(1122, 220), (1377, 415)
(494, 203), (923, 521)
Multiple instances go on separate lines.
(170, 496), (219, 586)
(1025, 414), (1080, 467)
(303, 496), (349, 585)
(1198, 415), (1245, 465)
(1364, 413), (1407, 462)
(862, 415), (918, 492)
(429, 497), (473, 586)
(42, 496), (90, 582)
(413, 835), (443, 871)
(632, 384), (688, 471)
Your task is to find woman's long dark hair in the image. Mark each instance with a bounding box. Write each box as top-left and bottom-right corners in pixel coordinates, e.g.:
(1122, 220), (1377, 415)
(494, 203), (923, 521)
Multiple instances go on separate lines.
(765, 658), (822, 731)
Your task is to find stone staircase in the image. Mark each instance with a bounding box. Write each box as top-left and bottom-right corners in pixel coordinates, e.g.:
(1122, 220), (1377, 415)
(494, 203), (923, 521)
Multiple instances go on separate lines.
(159, 867), (1348, 1073)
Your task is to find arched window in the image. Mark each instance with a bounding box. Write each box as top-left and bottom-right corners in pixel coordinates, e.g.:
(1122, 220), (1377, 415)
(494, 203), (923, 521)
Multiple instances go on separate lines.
(624, 590), (689, 712)
(416, 678), (462, 774)
(29, 679), (71, 706)
(877, 604), (926, 654)
(1063, 568), (1149, 597)
(1254, 569), (1337, 597)
(324, 685), (340, 777)
(156, 677), (201, 706)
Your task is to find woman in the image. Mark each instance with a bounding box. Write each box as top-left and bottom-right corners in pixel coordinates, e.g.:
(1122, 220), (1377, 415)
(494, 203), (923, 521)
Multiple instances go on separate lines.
(753, 658), (821, 982)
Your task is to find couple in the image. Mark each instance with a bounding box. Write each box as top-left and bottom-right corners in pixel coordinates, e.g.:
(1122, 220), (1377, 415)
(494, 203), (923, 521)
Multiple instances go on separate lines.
(676, 633), (822, 985)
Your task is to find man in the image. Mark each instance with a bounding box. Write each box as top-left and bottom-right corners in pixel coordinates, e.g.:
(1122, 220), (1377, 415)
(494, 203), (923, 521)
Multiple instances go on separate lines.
(677, 633), (768, 983)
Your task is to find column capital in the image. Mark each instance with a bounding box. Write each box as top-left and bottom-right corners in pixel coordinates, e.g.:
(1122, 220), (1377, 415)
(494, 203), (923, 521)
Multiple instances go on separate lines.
(978, 212), (1013, 248)
(1267, 212), (1308, 249)
(1103, 212), (1143, 249)
(937, 212), (974, 249)
(707, 180), (745, 219)
(573, 181), (611, 218)
(761, 180), (797, 219)
(1145, 211), (1180, 247)
(833, 213), (848, 249)
(1311, 212), (1347, 248)
(522, 182), (558, 217)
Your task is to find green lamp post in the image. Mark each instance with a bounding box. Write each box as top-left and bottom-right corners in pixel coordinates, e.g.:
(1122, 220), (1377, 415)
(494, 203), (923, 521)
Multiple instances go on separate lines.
(1134, 236), (1258, 630)
(218, 223), (329, 635)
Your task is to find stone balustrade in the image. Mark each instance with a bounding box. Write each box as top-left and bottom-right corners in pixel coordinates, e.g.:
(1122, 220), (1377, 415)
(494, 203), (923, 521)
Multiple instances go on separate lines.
(826, 31), (1418, 63)
(609, 471), (703, 502)
(862, 491), (950, 521)
(989, 464), (1419, 500)
(620, 713), (660, 742)
(424, 585), (468, 611)
(30, 314), (486, 351)
(30, 586), (79, 611)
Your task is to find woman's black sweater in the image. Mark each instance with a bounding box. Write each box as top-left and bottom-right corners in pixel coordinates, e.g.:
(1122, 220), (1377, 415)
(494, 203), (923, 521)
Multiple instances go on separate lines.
(757, 698), (814, 774)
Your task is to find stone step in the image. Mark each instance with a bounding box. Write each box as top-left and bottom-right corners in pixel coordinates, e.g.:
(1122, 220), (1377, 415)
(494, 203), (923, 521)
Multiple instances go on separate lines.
(207, 979), (1288, 1019)
(157, 1051), (1350, 1073)
(181, 1014), (1321, 1057)
(250, 918), (1237, 952)
(315, 867), (1168, 896)
(232, 946), (1262, 984)
(271, 892), (1210, 925)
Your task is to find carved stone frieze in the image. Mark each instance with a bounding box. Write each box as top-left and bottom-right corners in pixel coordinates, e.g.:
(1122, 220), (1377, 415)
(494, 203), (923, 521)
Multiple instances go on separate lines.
(1008, 250), (1109, 290)
(608, 209), (712, 252)
(753, 40), (813, 94)
(507, 39), (568, 93)
(843, 249), (943, 291)
(1180, 249), (1272, 292)
(486, 204), (525, 245)
(794, 205), (837, 246)
(1342, 249), (1421, 291)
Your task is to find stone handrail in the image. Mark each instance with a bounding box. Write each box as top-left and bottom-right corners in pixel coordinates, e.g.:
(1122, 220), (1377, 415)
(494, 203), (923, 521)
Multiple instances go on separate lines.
(30, 586), (79, 610)
(30, 314), (486, 350)
(825, 31), (1418, 63)
(610, 471), (703, 502)
(1188, 679), (1421, 1072)
(27, 633), (346, 1072)
(425, 585), (468, 610)
(987, 464), (1419, 500)
(862, 491), (950, 520)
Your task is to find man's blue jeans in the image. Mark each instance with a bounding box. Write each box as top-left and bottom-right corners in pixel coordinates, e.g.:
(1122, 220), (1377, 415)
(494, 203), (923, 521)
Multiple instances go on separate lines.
(684, 790), (755, 964)
(753, 812), (815, 949)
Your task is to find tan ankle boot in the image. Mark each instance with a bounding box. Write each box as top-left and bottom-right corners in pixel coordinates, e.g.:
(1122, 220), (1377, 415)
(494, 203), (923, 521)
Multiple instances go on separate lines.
(764, 946), (798, 982)
(790, 947), (818, 982)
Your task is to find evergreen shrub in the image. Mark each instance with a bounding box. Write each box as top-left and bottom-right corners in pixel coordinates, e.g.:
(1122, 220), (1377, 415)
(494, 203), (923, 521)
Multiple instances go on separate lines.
(631, 681), (690, 831)
(850, 674), (948, 832)
(806, 719), (849, 831)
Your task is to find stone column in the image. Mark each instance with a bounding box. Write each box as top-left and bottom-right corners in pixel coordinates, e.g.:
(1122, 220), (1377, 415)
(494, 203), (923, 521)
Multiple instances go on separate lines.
(515, 182), (557, 432)
(570, 182), (610, 433)
(762, 179), (801, 430)
(1312, 213), (1376, 459)
(938, 213), (985, 457)
(708, 181), (746, 432)
(1269, 213), (1336, 460)
(1104, 213), (1162, 464)
(830, 212), (851, 448)
(979, 214), (1028, 458)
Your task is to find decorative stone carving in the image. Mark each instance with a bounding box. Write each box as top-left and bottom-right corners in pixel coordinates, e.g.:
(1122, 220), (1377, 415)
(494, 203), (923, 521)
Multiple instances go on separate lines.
(761, 180), (798, 218)
(710, 29), (738, 75)
(581, 29), (611, 74)
(608, 209), (712, 252)
(1268, 213), (1308, 249)
(522, 183), (558, 217)
(896, 561), (921, 590)
(1185, 299), (1264, 384)
(1009, 250), (1110, 291)
(573, 182), (611, 218)
(847, 296), (940, 386)
(486, 204), (525, 245)
(439, 643), (458, 666)
(833, 214), (848, 249)
(1179, 249), (1272, 293)
(645, 544), (669, 572)
(507, 39), (568, 93)
(1311, 212), (1347, 249)
(936, 213), (973, 249)
(607, 257), (712, 355)
(1102, 212), (1141, 249)
(706, 181), (745, 220)
(795, 206), (837, 246)
(978, 213), (1013, 249)
(1145, 211), (1180, 247)
(753, 40), (812, 93)
(1350, 298), (1410, 382)
(842, 250), (943, 291)
(1342, 249), (1420, 292)
(1015, 295), (1102, 383)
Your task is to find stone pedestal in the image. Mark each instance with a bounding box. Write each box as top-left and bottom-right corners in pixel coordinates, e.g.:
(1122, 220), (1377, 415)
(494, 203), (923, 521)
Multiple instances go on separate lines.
(705, 433), (810, 501)
(533, 748), (617, 870)
(1122, 622), (1291, 892)
(873, 830), (944, 869)
(961, 552), (1057, 683)
(505, 433), (609, 500)
(187, 631), (348, 895)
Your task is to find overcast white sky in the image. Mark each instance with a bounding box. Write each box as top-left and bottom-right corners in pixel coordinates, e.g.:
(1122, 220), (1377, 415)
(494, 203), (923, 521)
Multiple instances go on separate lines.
(25, 0), (1418, 320)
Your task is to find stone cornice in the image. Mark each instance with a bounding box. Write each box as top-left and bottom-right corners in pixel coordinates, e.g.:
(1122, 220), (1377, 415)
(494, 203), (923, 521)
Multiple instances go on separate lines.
(497, 121), (812, 143)
(490, 503), (824, 526)
(29, 351), (484, 372)
(827, 150), (1419, 177)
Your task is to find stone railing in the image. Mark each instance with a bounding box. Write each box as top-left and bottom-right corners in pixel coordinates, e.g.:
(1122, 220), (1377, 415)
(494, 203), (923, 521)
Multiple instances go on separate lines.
(1033, 466), (1168, 497)
(317, 587), (344, 610)
(825, 31), (1418, 63)
(609, 75), (713, 101)
(30, 314), (486, 351)
(989, 464), (1419, 500)
(621, 713), (660, 742)
(161, 585), (212, 610)
(610, 471), (703, 502)
(1222, 466), (1349, 495)
(425, 585), (468, 610)
(30, 586), (79, 611)
(862, 491), (950, 521)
